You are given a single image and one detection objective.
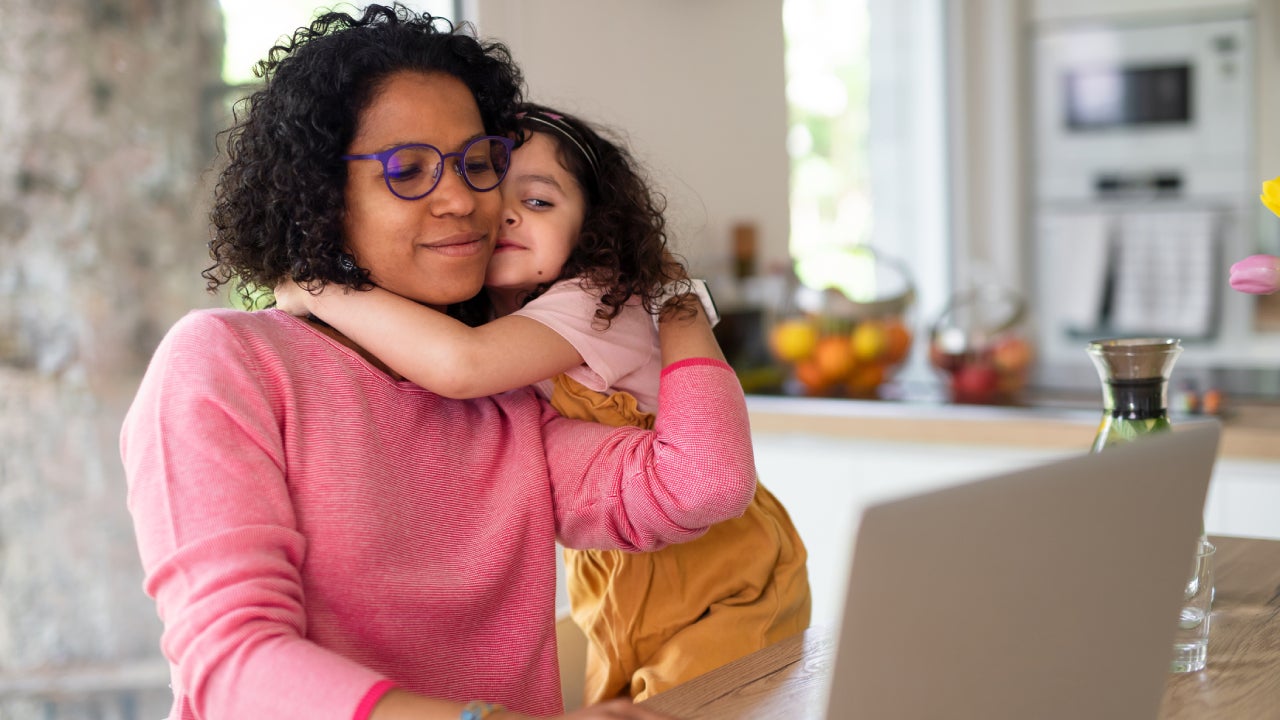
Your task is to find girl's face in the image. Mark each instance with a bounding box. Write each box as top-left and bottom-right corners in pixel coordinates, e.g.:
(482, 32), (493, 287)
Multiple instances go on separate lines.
(342, 71), (501, 310)
(486, 131), (586, 297)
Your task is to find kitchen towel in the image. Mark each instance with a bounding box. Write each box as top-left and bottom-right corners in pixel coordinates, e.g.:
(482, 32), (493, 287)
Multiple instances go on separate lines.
(1111, 210), (1218, 337)
(1039, 211), (1112, 333)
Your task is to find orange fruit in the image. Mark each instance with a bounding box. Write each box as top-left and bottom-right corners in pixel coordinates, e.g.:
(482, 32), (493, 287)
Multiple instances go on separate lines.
(882, 320), (912, 364)
(794, 358), (832, 395)
(847, 363), (887, 395)
(812, 335), (857, 382)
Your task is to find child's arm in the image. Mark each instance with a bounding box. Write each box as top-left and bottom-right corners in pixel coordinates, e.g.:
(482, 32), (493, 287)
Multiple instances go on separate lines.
(656, 288), (726, 365)
(275, 281), (583, 398)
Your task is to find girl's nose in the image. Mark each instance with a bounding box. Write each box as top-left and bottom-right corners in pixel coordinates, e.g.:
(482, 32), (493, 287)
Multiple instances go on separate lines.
(502, 205), (519, 226)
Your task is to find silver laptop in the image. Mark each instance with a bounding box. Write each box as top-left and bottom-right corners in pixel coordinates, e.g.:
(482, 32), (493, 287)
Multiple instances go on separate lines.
(824, 421), (1220, 720)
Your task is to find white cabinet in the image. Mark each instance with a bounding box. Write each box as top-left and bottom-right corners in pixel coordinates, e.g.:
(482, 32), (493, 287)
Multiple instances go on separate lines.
(752, 432), (1280, 627)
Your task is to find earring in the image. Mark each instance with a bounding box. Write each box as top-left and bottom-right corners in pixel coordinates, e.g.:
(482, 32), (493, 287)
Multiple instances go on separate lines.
(339, 253), (357, 272)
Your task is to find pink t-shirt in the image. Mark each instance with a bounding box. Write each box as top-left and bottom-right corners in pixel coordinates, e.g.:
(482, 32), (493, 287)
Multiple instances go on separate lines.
(120, 308), (755, 720)
(511, 280), (661, 412)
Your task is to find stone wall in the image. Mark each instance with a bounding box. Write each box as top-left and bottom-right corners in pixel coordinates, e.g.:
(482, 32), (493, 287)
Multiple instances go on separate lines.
(1, 1), (225, 717)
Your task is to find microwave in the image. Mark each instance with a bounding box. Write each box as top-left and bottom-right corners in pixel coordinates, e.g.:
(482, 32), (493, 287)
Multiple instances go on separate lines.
(1032, 16), (1252, 202)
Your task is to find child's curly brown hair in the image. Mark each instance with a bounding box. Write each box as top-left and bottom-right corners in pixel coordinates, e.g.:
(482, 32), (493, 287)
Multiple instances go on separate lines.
(513, 103), (693, 327)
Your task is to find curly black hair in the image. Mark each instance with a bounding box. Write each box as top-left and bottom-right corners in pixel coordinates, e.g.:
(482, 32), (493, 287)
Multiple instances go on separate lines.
(204, 3), (524, 307)
(513, 103), (691, 327)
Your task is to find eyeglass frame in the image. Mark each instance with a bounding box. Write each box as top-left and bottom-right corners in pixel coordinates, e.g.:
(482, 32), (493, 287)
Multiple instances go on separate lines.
(341, 135), (516, 201)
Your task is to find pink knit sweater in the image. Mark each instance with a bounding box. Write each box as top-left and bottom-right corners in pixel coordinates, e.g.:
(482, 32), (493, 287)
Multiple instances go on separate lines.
(120, 309), (756, 720)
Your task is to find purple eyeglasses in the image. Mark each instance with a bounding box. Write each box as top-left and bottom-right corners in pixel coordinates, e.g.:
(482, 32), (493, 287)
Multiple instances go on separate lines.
(342, 135), (515, 201)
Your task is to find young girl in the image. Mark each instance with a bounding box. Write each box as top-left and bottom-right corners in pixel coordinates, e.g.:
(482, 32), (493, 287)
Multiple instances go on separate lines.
(276, 103), (811, 704)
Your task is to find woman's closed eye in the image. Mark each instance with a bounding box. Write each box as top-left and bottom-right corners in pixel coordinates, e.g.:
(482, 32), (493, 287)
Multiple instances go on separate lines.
(388, 164), (427, 183)
(464, 157), (498, 177)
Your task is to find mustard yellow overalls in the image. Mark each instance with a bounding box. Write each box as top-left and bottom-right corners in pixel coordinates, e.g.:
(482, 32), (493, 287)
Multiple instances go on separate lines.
(549, 374), (812, 703)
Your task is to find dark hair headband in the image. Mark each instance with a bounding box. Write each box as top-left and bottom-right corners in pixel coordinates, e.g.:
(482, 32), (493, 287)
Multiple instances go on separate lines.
(517, 110), (600, 181)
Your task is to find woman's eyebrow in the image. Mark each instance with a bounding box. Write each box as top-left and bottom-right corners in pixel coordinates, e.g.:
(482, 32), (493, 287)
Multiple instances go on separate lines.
(372, 132), (488, 153)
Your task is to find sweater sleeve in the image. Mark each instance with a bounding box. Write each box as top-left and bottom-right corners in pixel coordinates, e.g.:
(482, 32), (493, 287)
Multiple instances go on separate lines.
(546, 358), (757, 551)
(120, 312), (386, 720)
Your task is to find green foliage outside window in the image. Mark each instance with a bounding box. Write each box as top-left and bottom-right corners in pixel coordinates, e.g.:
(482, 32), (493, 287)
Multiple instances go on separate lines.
(784, 0), (875, 301)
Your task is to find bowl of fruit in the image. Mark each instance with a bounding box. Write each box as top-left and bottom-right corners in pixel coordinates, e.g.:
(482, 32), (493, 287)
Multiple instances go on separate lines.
(767, 247), (915, 399)
(927, 285), (1034, 404)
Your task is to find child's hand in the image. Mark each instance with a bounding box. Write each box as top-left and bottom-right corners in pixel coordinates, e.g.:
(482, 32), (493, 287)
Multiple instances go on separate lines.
(273, 280), (315, 317)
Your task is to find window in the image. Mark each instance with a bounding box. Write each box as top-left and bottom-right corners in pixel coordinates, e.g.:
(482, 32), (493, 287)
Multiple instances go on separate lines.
(783, 0), (873, 301)
(783, 0), (948, 383)
(220, 1), (461, 85)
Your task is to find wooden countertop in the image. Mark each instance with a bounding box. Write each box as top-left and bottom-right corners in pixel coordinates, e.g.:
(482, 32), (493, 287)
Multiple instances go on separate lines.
(746, 394), (1280, 461)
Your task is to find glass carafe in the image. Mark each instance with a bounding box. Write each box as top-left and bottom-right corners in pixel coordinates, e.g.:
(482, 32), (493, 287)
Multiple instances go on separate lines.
(1088, 337), (1214, 673)
(1086, 338), (1182, 453)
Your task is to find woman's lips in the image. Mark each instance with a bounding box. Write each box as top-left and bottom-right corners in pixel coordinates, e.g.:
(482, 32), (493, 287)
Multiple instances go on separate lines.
(419, 232), (488, 257)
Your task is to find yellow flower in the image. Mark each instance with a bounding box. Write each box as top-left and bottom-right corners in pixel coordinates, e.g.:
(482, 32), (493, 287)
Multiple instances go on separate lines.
(1261, 176), (1280, 218)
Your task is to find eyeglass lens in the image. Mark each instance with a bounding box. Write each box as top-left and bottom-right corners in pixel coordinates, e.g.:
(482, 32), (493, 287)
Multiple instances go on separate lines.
(385, 137), (511, 200)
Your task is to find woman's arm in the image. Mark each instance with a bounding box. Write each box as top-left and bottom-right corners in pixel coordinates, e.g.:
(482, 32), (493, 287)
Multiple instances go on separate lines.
(546, 299), (756, 552)
(275, 282), (582, 397)
(122, 313), (390, 719)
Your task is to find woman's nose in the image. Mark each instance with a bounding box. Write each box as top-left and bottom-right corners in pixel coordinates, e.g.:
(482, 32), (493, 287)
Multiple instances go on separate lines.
(426, 166), (477, 217)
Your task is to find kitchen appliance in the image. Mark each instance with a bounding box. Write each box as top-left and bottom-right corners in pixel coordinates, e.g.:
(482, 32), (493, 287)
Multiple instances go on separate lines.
(1030, 13), (1256, 379)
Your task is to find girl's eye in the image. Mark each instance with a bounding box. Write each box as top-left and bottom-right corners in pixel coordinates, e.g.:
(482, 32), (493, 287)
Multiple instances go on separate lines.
(524, 198), (552, 209)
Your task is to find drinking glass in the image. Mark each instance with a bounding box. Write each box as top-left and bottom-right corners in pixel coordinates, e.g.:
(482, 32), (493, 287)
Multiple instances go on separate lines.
(1171, 538), (1216, 673)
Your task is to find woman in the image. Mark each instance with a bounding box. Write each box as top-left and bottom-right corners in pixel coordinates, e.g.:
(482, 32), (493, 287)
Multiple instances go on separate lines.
(120, 5), (755, 720)
(275, 102), (812, 704)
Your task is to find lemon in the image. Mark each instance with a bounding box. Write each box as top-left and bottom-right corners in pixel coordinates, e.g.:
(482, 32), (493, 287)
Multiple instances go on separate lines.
(851, 322), (887, 362)
(769, 319), (819, 363)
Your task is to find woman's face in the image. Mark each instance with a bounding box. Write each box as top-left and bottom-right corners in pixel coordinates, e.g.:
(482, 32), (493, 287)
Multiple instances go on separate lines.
(486, 131), (586, 295)
(342, 71), (501, 310)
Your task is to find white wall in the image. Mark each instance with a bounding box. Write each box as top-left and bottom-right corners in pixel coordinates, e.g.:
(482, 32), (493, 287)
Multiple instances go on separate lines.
(944, 0), (1028, 297)
(470, 0), (791, 280)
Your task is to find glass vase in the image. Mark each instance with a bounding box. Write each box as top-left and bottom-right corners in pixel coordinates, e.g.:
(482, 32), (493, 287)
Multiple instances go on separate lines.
(1086, 337), (1182, 453)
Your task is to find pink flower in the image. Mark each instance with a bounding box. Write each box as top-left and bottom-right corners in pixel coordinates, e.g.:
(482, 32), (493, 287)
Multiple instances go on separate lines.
(1229, 254), (1280, 295)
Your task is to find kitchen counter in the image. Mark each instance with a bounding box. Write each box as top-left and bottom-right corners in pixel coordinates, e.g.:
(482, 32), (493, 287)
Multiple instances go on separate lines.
(745, 392), (1280, 627)
(746, 392), (1280, 461)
